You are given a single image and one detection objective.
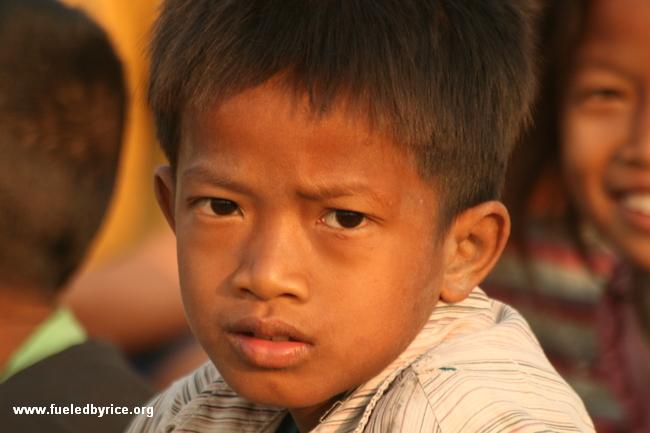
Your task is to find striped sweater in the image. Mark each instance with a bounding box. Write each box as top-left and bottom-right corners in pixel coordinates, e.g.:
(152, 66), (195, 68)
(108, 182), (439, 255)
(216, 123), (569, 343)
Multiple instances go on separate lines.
(483, 219), (635, 432)
(127, 288), (594, 433)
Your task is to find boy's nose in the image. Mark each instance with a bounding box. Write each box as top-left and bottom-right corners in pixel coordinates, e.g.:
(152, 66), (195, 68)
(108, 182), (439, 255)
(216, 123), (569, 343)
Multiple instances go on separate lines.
(230, 216), (310, 303)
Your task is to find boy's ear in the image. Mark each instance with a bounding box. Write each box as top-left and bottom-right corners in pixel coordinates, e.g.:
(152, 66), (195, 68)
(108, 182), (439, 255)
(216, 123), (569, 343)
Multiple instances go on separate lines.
(440, 201), (510, 303)
(154, 165), (177, 233)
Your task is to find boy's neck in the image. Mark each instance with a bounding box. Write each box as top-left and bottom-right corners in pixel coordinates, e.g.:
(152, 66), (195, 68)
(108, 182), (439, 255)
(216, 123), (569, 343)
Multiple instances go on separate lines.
(289, 393), (347, 432)
(0, 285), (54, 372)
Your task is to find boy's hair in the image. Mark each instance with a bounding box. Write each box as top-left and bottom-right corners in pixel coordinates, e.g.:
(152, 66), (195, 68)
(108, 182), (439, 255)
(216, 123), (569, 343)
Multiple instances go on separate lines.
(149, 0), (538, 224)
(0, 0), (126, 293)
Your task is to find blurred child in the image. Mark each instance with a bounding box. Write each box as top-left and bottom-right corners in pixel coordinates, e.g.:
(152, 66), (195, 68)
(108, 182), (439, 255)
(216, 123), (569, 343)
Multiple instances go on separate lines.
(128, 1), (595, 432)
(60, 0), (191, 360)
(0, 0), (152, 431)
(486, 0), (650, 431)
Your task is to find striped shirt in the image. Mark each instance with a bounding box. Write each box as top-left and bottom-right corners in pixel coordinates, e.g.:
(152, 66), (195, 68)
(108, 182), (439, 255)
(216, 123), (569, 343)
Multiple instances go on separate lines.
(127, 288), (594, 433)
(483, 219), (633, 432)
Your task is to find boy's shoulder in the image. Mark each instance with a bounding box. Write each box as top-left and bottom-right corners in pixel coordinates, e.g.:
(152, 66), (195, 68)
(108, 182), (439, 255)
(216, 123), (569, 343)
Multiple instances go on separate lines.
(368, 295), (595, 432)
(129, 289), (594, 433)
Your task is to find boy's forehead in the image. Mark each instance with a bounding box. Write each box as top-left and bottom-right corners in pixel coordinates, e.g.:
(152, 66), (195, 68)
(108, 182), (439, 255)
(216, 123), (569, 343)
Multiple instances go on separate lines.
(184, 78), (396, 150)
(177, 80), (440, 189)
(182, 88), (391, 170)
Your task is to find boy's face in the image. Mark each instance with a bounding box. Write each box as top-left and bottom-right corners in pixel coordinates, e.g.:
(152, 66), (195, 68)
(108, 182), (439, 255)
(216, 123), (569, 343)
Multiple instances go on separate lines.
(561, 0), (650, 269)
(163, 82), (449, 422)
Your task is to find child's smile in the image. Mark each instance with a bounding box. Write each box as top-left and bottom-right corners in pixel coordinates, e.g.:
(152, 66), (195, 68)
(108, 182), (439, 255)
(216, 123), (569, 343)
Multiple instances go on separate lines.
(157, 80), (451, 430)
(561, 0), (650, 269)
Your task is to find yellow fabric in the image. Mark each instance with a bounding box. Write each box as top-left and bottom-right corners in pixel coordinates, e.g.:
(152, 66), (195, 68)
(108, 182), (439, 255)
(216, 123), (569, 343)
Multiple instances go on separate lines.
(62, 0), (166, 267)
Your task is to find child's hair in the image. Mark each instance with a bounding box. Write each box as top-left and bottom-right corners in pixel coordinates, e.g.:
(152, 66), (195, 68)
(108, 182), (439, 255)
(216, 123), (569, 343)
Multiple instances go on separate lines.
(149, 0), (539, 224)
(505, 0), (591, 252)
(0, 0), (126, 293)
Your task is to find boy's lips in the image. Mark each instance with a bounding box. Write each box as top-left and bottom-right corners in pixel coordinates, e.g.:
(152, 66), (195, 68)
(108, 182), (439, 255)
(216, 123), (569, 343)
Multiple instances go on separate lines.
(224, 317), (313, 369)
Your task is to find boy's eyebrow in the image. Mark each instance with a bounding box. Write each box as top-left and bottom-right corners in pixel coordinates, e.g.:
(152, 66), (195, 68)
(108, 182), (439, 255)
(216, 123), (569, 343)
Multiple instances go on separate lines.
(296, 182), (387, 205)
(181, 164), (387, 205)
(181, 165), (254, 196)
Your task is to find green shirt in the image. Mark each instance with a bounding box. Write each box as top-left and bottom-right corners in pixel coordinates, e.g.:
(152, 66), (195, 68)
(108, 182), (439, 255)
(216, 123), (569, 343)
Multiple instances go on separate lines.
(0, 308), (86, 382)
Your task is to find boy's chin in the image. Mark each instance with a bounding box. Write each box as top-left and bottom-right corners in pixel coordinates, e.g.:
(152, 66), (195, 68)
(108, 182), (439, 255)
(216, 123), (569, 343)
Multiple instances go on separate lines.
(222, 369), (345, 410)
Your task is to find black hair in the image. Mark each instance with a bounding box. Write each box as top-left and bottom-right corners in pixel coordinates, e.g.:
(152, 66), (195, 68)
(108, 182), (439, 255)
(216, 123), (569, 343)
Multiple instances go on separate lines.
(505, 0), (591, 254)
(0, 0), (126, 292)
(149, 0), (538, 223)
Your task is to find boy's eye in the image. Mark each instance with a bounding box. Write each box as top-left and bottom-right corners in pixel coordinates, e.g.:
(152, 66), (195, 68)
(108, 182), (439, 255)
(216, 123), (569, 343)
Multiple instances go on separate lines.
(197, 198), (241, 217)
(321, 210), (367, 229)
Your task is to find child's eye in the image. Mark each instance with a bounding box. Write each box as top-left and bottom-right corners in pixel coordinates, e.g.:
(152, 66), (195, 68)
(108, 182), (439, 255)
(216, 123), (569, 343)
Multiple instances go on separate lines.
(570, 84), (632, 113)
(575, 85), (628, 106)
(321, 209), (367, 229)
(196, 198), (241, 217)
(588, 87), (623, 100)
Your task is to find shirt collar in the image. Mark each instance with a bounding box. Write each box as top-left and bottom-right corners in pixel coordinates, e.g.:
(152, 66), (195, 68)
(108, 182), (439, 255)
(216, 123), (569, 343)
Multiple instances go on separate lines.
(0, 308), (86, 382)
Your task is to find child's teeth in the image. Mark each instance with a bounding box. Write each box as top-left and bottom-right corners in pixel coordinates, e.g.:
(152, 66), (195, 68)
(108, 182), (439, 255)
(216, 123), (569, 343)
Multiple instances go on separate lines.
(622, 193), (650, 215)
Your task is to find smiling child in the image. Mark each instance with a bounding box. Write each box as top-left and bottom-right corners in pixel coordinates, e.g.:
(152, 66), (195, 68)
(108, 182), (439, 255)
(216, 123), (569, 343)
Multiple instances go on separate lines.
(486, 0), (650, 431)
(127, 1), (594, 432)
(560, 0), (650, 269)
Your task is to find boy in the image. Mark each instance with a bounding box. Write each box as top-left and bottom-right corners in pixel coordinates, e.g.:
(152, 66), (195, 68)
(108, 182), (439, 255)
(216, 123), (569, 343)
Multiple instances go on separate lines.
(130, 1), (594, 432)
(0, 0), (152, 431)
